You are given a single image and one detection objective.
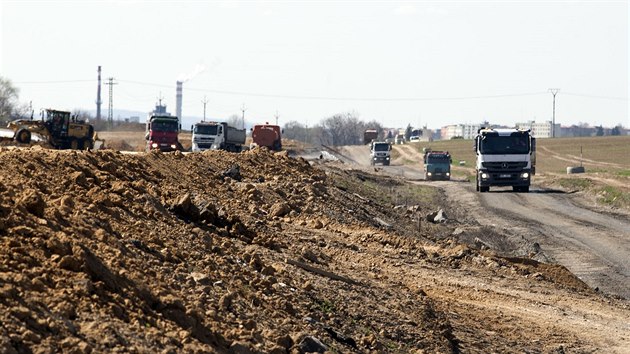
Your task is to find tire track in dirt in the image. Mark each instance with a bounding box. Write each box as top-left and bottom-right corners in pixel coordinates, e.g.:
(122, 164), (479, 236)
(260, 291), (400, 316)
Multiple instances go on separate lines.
(539, 146), (626, 169)
(440, 182), (630, 299)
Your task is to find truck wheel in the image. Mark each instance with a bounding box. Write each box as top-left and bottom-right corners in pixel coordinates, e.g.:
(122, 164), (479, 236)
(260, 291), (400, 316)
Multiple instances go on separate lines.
(480, 186), (489, 193)
(70, 139), (81, 150)
(384, 161), (390, 166)
(15, 129), (31, 144)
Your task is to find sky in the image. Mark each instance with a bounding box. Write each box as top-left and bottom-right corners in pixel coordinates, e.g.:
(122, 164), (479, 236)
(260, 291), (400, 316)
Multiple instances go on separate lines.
(1, 0), (628, 129)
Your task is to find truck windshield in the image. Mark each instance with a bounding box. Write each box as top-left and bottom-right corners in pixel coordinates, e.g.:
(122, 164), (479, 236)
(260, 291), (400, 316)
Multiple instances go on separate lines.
(373, 144), (390, 151)
(427, 155), (450, 163)
(151, 121), (178, 132)
(194, 125), (218, 135)
(480, 136), (529, 154)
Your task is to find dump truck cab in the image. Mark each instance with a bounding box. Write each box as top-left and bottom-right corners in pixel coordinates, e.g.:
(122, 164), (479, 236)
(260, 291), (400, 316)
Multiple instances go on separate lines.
(474, 128), (536, 192)
(146, 114), (180, 152)
(424, 151), (451, 181)
(370, 141), (391, 166)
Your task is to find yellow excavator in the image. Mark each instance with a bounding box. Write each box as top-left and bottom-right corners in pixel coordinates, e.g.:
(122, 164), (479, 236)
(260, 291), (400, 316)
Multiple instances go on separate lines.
(7, 109), (103, 150)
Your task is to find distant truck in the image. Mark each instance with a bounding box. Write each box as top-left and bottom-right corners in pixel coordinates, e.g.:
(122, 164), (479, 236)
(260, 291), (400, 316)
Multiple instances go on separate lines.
(192, 121), (246, 152)
(395, 134), (405, 145)
(423, 149), (451, 181)
(474, 128), (536, 193)
(251, 123), (282, 151)
(370, 141), (391, 166)
(145, 113), (181, 152)
(409, 129), (421, 142)
(363, 129), (378, 145)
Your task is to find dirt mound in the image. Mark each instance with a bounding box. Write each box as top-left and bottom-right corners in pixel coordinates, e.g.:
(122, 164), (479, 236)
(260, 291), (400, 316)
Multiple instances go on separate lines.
(0, 146), (627, 353)
(0, 147), (457, 353)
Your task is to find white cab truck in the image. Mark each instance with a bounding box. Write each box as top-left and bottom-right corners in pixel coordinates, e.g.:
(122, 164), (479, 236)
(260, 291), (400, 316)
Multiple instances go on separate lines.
(474, 128), (536, 193)
(370, 141), (392, 166)
(191, 121), (246, 152)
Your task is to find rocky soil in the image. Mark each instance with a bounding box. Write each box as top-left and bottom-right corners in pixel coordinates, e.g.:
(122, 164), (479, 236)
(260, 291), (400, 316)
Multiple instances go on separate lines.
(0, 145), (629, 353)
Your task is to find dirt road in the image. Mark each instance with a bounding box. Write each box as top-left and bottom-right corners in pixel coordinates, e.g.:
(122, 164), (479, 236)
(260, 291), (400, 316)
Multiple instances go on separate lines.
(339, 144), (630, 300)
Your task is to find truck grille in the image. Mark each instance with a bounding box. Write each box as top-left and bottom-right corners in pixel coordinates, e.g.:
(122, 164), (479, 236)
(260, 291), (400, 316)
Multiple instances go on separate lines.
(482, 161), (527, 170)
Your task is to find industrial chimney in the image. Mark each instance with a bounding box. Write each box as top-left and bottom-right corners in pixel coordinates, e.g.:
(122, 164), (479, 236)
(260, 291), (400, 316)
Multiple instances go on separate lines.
(175, 81), (183, 130)
(96, 66), (102, 121)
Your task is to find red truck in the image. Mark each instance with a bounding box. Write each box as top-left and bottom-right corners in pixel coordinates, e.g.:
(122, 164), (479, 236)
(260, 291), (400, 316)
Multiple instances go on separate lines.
(251, 123), (282, 151)
(145, 113), (181, 152)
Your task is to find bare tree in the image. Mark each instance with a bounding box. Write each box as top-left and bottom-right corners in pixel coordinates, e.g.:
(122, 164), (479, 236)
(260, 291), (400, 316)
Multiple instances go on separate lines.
(0, 76), (20, 123)
(283, 120), (307, 141)
(320, 112), (368, 146)
(227, 114), (242, 128)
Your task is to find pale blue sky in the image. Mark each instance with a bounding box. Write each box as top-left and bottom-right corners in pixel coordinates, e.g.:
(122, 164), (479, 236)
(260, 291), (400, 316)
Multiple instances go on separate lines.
(1, 0), (628, 129)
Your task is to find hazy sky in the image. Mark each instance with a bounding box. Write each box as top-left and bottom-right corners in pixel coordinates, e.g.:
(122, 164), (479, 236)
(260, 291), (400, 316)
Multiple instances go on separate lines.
(1, 0), (628, 129)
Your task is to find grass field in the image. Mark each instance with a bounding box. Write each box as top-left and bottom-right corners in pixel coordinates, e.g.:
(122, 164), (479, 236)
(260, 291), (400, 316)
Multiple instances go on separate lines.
(398, 136), (630, 210)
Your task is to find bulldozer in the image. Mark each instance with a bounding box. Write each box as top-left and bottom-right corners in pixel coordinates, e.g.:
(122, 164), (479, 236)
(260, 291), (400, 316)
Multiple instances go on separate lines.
(7, 109), (102, 150)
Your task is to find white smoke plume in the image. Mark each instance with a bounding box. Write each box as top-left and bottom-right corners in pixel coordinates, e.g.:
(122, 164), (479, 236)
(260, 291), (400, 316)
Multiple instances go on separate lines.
(177, 63), (207, 83)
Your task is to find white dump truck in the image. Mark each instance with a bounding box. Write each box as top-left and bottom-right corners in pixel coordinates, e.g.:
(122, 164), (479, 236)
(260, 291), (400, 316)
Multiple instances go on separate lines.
(474, 128), (536, 193)
(370, 141), (392, 166)
(191, 121), (246, 152)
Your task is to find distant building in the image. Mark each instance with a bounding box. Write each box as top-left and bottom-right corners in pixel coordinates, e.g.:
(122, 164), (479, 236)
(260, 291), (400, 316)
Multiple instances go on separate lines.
(515, 120), (560, 138)
(440, 123), (481, 140)
(560, 124), (596, 137)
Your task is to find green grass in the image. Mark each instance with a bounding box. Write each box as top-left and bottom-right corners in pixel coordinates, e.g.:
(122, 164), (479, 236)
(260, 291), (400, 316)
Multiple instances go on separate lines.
(332, 169), (437, 206)
(316, 299), (336, 313)
(597, 186), (630, 206)
(618, 170), (630, 177)
(557, 178), (593, 190)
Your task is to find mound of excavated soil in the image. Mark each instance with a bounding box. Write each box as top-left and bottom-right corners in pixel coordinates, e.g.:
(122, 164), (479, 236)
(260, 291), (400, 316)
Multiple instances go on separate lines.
(0, 146), (624, 353)
(0, 147), (457, 353)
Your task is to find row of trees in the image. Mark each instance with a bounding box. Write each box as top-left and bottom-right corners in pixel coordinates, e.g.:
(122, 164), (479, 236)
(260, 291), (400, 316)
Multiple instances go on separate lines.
(283, 112), (389, 146)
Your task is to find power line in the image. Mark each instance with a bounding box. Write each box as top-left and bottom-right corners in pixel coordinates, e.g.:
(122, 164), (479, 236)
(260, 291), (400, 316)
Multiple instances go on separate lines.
(563, 92), (628, 101)
(117, 79), (547, 102)
(14, 79), (94, 84)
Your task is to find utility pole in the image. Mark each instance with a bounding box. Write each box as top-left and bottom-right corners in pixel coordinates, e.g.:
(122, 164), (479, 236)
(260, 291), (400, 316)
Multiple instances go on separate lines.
(105, 77), (117, 130)
(549, 88), (560, 138)
(201, 96), (209, 122)
(241, 104), (246, 129)
(96, 66), (102, 122)
(274, 110), (279, 126)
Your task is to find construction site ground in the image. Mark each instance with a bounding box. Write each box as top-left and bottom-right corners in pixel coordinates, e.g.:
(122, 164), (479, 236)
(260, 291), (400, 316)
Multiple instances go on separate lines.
(0, 135), (629, 353)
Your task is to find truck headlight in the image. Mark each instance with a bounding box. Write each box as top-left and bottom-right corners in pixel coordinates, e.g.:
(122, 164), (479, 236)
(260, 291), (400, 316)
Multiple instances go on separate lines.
(386, 157), (390, 160)
(446, 172), (450, 176)
(170, 144), (177, 149)
(481, 173), (489, 179)
(151, 143), (158, 148)
(521, 172), (529, 179)
(427, 172), (432, 176)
